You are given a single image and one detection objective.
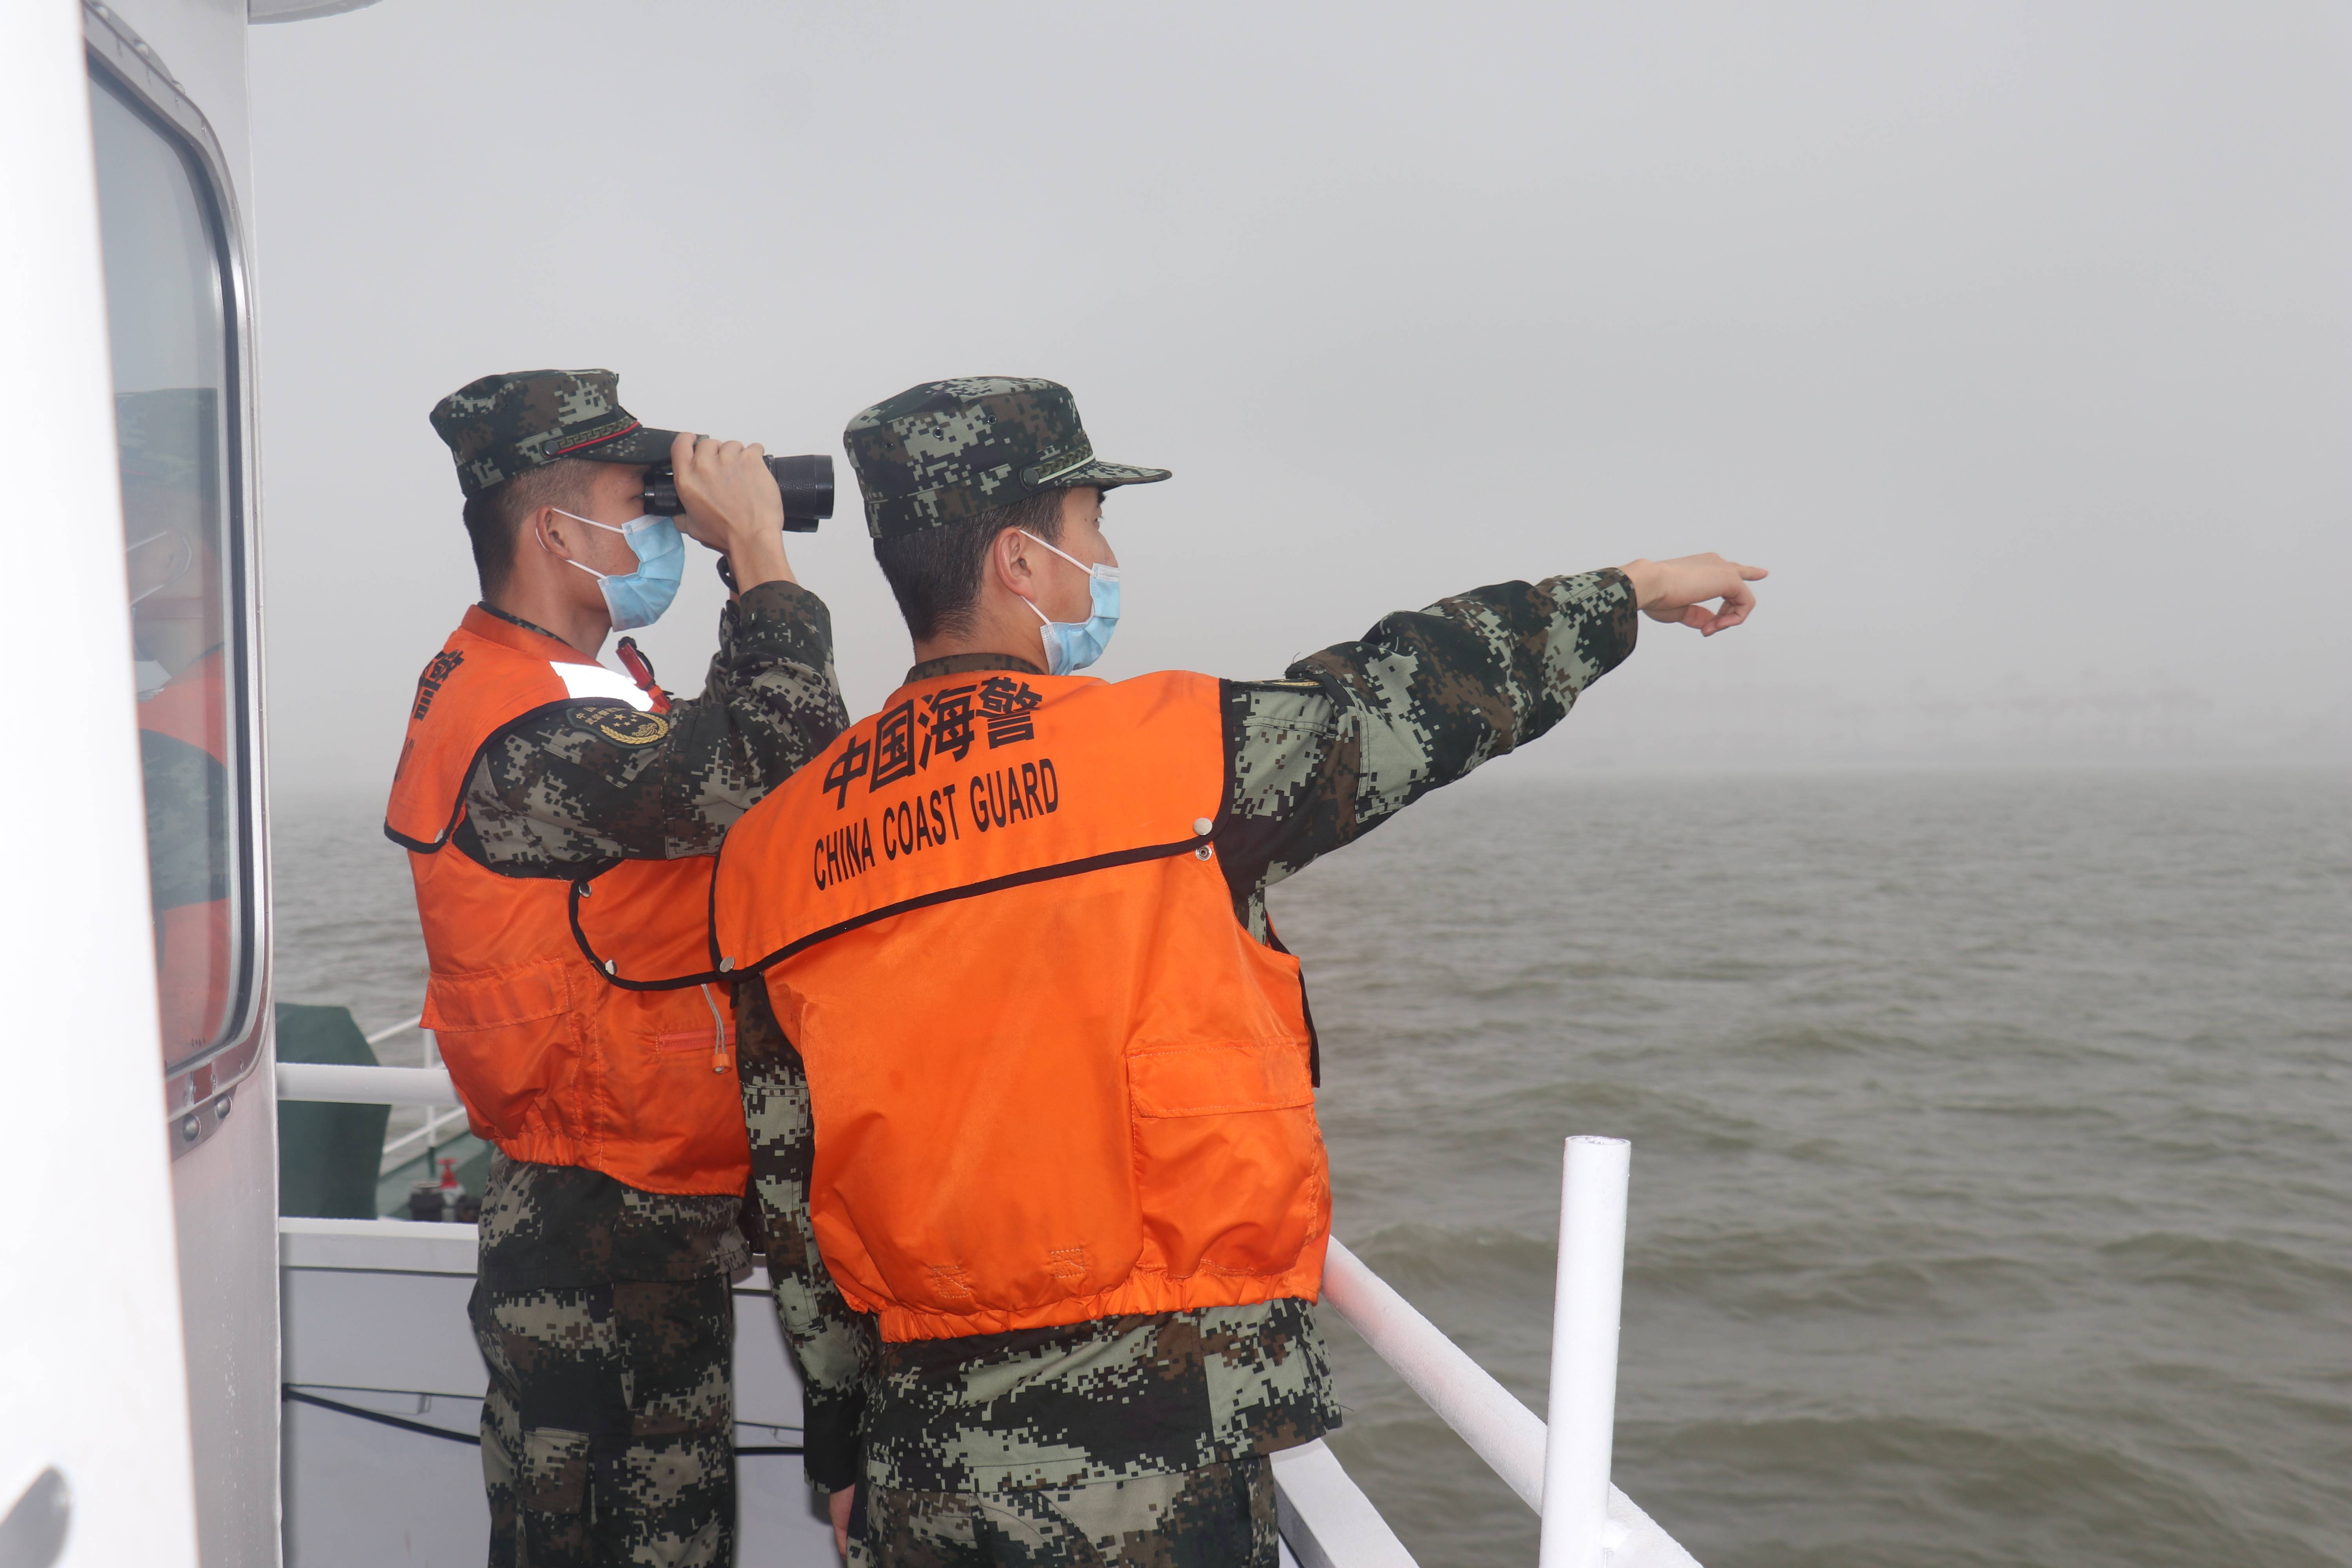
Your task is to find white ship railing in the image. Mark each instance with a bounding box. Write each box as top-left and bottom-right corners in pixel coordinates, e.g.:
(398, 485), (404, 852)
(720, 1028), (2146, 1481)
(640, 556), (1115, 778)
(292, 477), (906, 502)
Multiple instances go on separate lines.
(343, 1016), (470, 1174)
(278, 1064), (1700, 1567)
(1315, 1139), (1699, 1568)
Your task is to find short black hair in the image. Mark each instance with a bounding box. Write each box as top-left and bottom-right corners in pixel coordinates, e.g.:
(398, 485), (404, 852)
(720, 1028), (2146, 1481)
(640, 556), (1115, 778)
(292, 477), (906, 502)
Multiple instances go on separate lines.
(459, 457), (600, 595)
(872, 486), (1073, 643)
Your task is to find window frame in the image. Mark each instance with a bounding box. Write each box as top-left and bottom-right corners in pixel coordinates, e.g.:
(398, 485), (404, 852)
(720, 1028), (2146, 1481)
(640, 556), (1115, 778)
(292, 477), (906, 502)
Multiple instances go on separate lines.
(86, 4), (272, 1158)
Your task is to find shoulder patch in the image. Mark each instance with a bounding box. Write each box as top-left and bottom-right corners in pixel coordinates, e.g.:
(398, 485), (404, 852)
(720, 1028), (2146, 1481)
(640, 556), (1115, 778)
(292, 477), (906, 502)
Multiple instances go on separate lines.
(573, 702), (671, 747)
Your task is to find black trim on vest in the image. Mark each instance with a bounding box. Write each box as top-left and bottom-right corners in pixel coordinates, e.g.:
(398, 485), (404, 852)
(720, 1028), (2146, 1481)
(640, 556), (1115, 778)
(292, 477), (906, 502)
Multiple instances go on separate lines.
(705, 845), (727, 973)
(383, 820), (445, 854)
(1261, 918), (1322, 1089)
(383, 698), (626, 876)
(473, 602), (568, 644)
(1214, 678), (1323, 1086)
(705, 675), (1318, 1095)
(728, 831), (1214, 980)
(568, 876), (733, 992)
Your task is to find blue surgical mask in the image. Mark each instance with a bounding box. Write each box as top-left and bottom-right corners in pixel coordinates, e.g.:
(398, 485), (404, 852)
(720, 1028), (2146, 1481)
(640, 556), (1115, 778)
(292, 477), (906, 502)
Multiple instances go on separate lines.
(554, 508), (685, 631)
(1018, 529), (1121, 676)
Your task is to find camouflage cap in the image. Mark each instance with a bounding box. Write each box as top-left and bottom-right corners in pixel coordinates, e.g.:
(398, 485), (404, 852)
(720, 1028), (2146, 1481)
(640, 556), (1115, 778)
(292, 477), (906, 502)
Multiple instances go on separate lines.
(428, 368), (682, 499)
(843, 377), (1169, 539)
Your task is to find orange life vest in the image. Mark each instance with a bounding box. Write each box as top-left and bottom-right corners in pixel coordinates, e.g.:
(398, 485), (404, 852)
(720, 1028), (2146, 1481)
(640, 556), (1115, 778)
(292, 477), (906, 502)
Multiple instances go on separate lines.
(385, 607), (748, 1195)
(712, 668), (1329, 1342)
(138, 648), (231, 1062)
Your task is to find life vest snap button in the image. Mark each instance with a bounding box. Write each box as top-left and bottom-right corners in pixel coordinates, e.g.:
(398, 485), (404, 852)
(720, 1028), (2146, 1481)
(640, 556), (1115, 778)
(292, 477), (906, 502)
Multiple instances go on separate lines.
(1195, 845), (1213, 860)
(1192, 817), (1213, 836)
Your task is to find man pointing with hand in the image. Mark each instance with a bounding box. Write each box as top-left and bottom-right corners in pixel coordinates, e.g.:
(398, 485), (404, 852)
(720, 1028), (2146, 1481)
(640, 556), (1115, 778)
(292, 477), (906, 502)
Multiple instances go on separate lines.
(715, 377), (1763, 1566)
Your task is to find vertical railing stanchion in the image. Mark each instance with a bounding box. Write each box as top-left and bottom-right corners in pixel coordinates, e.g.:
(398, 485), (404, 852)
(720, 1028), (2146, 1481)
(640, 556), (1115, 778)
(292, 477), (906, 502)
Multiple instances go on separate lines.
(1538, 1135), (1631, 1568)
(1315, 1131), (1697, 1564)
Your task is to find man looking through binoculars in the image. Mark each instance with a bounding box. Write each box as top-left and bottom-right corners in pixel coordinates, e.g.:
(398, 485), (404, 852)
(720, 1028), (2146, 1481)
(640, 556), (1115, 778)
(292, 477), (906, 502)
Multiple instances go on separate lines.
(386, 368), (849, 1566)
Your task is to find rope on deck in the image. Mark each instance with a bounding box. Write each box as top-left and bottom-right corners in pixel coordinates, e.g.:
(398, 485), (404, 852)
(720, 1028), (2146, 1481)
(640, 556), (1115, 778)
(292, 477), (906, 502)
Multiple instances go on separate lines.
(281, 1386), (805, 1455)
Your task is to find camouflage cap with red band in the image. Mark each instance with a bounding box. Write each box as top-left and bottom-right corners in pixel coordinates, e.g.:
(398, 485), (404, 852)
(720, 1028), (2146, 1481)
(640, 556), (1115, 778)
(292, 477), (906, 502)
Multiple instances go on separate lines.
(428, 368), (683, 499)
(843, 376), (1170, 539)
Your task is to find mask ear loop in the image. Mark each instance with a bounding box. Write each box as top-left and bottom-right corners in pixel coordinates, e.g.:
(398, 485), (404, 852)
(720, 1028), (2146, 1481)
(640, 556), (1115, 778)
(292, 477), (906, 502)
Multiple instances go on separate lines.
(1016, 528), (1094, 573)
(553, 507), (629, 535)
(1013, 527), (1107, 638)
(548, 507), (622, 581)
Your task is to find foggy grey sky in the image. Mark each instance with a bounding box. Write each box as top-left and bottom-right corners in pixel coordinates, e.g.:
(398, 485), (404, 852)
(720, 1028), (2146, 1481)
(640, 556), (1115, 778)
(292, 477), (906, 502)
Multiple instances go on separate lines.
(248, 1), (2351, 797)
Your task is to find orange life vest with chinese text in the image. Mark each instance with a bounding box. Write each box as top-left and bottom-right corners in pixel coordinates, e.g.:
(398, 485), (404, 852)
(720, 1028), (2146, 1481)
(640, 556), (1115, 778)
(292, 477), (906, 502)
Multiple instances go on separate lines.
(712, 668), (1328, 1342)
(385, 608), (747, 1195)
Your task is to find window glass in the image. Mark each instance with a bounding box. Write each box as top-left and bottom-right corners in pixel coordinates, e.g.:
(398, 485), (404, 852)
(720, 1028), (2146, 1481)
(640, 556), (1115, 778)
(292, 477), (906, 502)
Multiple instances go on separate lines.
(89, 71), (247, 1069)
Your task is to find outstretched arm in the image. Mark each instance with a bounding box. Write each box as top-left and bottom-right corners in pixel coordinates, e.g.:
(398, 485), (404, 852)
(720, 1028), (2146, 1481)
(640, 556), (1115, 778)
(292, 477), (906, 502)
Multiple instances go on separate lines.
(1218, 554), (1765, 917)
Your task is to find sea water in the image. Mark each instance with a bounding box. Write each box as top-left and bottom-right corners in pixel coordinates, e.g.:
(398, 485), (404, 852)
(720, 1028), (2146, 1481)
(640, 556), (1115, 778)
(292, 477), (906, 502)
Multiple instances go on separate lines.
(272, 766), (2352, 1567)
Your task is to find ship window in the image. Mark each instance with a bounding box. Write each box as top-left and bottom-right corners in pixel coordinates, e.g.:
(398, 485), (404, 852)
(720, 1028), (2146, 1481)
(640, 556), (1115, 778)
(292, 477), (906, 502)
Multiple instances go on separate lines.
(89, 68), (252, 1073)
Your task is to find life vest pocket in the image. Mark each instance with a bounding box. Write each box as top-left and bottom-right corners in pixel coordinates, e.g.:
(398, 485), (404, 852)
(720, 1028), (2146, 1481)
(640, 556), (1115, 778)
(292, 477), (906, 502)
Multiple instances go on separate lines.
(1131, 1038), (1323, 1279)
(1128, 1039), (1315, 1116)
(649, 1022), (735, 1054)
(583, 988), (751, 1190)
(421, 958), (578, 1142)
(422, 957), (568, 1030)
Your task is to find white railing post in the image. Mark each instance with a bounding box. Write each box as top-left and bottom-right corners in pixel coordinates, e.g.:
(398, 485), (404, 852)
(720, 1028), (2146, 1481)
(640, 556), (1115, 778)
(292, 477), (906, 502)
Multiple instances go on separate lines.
(1538, 1135), (1631, 1568)
(1316, 1133), (1697, 1566)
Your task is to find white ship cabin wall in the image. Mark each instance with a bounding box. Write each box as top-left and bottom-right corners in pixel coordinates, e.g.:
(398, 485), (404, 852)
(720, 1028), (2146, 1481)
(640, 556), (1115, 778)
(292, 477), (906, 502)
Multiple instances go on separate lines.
(4, 0), (326, 1563)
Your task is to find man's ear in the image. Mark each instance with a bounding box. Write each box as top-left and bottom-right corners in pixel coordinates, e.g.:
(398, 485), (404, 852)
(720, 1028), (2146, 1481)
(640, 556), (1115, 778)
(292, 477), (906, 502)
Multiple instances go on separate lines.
(992, 526), (1037, 599)
(530, 506), (570, 562)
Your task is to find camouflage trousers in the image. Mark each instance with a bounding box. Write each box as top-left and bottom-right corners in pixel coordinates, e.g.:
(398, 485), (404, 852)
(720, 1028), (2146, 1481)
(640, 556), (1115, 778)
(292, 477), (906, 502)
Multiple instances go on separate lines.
(850, 1456), (1279, 1568)
(469, 1276), (735, 1568)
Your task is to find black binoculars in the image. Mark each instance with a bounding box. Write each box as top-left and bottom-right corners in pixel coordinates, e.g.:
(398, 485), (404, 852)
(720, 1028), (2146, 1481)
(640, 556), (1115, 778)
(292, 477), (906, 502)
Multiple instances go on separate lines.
(641, 453), (834, 533)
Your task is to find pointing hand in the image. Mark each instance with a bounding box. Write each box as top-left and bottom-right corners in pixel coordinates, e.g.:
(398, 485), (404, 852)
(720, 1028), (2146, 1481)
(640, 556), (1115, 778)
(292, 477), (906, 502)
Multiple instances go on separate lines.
(1618, 553), (1768, 636)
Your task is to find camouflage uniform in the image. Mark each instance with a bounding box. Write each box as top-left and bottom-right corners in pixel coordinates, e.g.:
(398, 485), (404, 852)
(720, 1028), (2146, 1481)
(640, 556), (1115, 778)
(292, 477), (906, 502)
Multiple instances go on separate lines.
(742, 378), (1640, 1565)
(470, 1262), (736, 1568)
(851, 1459), (1278, 1567)
(419, 370), (851, 1566)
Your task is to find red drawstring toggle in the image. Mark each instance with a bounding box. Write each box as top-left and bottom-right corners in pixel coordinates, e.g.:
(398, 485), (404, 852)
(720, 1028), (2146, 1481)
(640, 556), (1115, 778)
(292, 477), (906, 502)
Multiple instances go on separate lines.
(614, 636), (671, 713)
